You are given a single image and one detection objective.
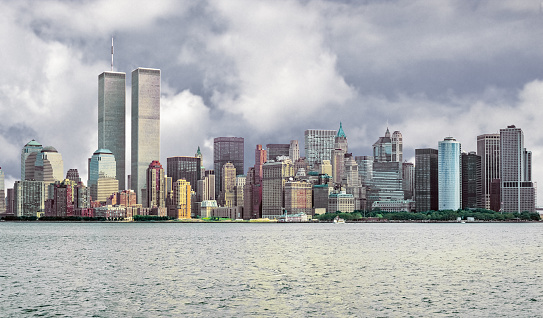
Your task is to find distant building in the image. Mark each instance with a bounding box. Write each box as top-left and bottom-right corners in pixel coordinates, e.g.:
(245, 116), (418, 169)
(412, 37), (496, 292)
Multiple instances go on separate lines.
(328, 191), (355, 213)
(66, 169), (81, 183)
(14, 180), (45, 217)
(284, 180), (312, 216)
(289, 140), (300, 162)
(168, 179), (191, 219)
(262, 159), (294, 219)
(244, 145), (266, 219)
(438, 137), (461, 211)
(461, 152), (482, 209)
(214, 137), (244, 197)
(372, 200), (415, 213)
(221, 162), (236, 207)
(500, 125), (535, 213)
(415, 148), (438, 212)
(167, 156), (202, 192)
(0, 167), (5, 215)
(477, 134), (500, 210)
(21, 139), (42, 180)
(304, 129), (336, 170)
(266, 144), (290, 161)
(98, 71), (126, 190)
(146, 160), (166, 208)
(402, 162), (415, 200)
(131, 68), (161, 204)
(88, 149), (118, 203)
(355, 156), (373, 187)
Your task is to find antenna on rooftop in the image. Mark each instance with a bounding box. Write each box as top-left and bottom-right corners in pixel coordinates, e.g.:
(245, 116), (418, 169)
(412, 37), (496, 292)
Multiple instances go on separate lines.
(111, 37), (114, 71)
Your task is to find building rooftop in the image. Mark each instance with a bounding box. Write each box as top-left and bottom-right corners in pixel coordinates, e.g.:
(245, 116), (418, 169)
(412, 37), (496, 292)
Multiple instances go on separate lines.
(25, 139), (42, 147)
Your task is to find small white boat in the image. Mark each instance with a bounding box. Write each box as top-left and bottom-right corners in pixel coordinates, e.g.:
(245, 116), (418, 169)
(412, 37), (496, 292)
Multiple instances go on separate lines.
(333, 216), (345, 224)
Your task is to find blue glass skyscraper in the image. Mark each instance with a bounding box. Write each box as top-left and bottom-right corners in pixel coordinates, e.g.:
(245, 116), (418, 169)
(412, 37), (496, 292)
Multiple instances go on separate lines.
(438, 137), (461, 211)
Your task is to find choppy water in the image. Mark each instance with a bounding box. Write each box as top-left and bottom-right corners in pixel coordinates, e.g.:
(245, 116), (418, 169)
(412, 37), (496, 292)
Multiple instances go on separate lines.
(1, 222), (542, 317)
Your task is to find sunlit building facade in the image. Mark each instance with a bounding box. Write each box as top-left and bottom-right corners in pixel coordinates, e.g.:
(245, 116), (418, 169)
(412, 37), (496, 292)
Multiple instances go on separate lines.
(131, 68), (161, 204)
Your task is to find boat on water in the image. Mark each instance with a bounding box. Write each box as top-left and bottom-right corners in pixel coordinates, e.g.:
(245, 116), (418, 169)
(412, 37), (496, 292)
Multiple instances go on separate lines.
(333, 216), (345, 224)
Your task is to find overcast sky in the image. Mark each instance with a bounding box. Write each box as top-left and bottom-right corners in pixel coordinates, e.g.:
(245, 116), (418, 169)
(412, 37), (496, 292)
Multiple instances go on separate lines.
(1, 0), (543, 203)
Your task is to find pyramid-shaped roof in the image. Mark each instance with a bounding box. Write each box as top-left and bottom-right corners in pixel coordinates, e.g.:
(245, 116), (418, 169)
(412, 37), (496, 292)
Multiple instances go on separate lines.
(336, 122), (347, 138)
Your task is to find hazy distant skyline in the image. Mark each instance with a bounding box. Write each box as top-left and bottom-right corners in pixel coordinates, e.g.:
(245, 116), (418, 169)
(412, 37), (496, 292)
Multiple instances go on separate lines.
(1, 1), (543, 201)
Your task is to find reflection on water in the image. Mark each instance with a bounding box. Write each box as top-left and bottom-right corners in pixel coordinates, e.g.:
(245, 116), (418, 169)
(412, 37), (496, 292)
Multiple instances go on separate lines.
(1, 223), (542, 317)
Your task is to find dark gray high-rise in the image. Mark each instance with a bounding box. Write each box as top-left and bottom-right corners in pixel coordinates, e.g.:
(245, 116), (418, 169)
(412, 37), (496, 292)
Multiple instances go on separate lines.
(214, 137), (244, 197)
(415, 148), (438, 212)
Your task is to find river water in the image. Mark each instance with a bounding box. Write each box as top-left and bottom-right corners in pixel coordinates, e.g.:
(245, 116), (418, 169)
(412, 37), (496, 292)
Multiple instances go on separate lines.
(0, 222), (542, 317)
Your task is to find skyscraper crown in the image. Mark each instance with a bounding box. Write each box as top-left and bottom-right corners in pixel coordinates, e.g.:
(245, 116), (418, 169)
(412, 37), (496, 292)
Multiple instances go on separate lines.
(336, 122), (347, 138)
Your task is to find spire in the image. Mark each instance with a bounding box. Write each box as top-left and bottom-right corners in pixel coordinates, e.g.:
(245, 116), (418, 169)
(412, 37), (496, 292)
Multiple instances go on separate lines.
(385, 127), (390, 138)
(111, 37), (114, 71)
(336, 122), (347, 138)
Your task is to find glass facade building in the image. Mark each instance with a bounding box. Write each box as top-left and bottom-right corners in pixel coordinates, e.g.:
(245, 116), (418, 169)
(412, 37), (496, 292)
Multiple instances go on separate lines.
(98, 71), (126, 190)
(438, 137), (461, 211)
(167, 156), (202, 192)
(476, 134), (500, 210)
(131, 68), (161, 204)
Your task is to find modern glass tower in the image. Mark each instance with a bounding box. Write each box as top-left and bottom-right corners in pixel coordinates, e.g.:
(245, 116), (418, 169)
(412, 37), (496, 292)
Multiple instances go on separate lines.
(98, 71), (126, 190)
(131, 68), (161, 204)
(438, 137), (461, 211)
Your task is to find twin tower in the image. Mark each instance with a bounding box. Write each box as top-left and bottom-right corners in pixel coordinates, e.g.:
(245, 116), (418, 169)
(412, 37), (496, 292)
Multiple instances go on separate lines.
(98, 68), (160, 203)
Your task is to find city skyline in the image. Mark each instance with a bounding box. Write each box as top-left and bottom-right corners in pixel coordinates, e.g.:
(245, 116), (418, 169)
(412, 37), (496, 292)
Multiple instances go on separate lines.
(1, 1), (543, 201)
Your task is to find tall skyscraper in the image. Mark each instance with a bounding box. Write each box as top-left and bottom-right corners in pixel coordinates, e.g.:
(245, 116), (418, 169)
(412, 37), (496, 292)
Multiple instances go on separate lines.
(402, 162), (415, 200)
(98, 71), (126, 190)
(213, 137), (244, 197)
(415, 149), (438, 212)
(0, 166), (5, 215)
(131, 68), (161, 204)
(477, 134), (500, 210)
(500, 125), (535, 213)
(21, 140), (42, 180)
(304, 129), (336, 170)
(391, 131), (403, 163)
(461, 152), (482, 209)
(438, 137), (461, 211)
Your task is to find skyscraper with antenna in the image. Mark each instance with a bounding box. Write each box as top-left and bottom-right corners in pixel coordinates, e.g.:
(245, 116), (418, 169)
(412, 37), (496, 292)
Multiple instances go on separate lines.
(98, 37), (126, 190)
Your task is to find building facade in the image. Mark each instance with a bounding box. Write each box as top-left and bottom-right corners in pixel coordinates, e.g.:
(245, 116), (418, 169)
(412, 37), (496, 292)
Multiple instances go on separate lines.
(167, 156), (201, 191)
(438, 137), (461, 211)
(477, 134), (500, 210)
(461, 152), (482, 209)
(213, 137), (244, 197)
(415, 148), (438, 212)
(131, 68), (161, 204)
(146, 160), (166, 208)
(304, 129), (336, 170)
(98, 71), (126, 190)
(500, 125), (535, 213)
(21, 140), (42, 180)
